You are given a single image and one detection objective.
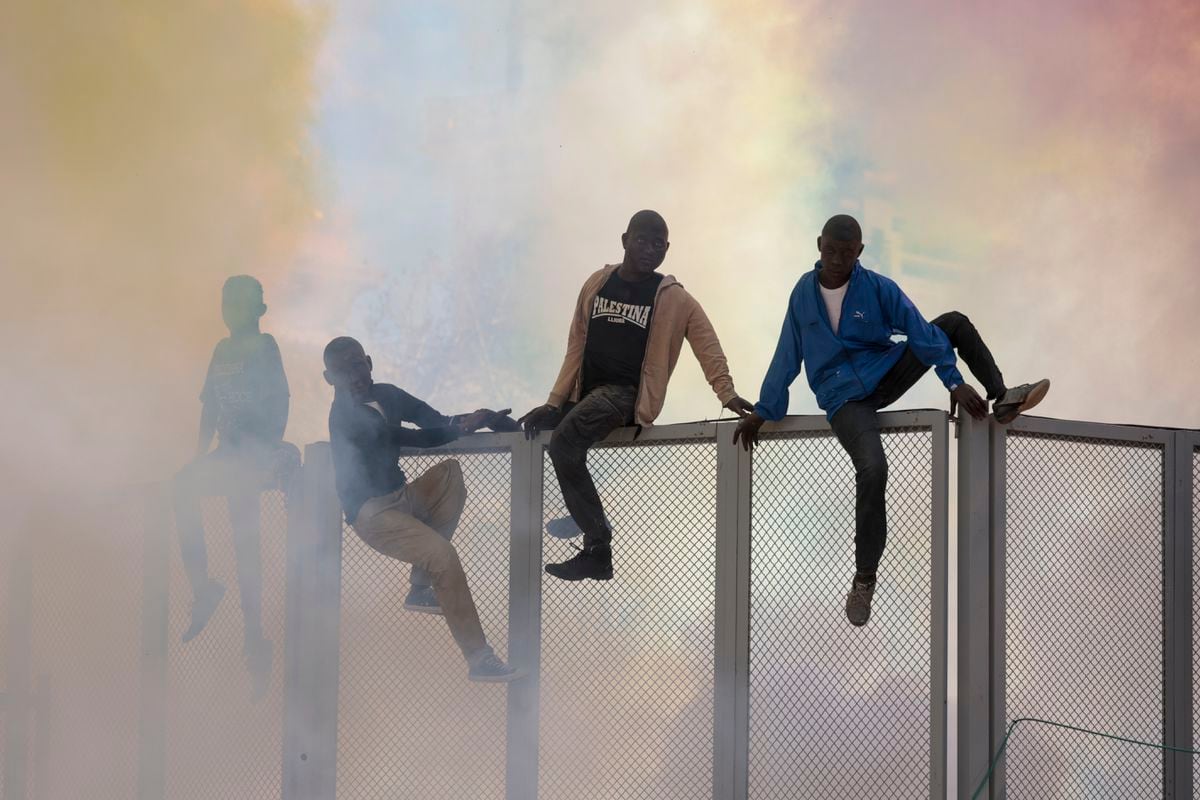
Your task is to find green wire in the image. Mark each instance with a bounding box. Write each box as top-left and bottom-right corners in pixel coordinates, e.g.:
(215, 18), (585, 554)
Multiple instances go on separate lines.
(971, 717), (1200, 799)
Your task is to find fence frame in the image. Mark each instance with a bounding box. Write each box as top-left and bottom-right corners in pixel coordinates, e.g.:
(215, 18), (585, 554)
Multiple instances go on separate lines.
(960, 414), (1189, 800)
(283, 412), (952, 800)
(3, 531), (33, 800)
(4, 415), (1188, 798)
(120, 411), (945, 799)
(1168, 430), (1200, 800)
(749, 409), (950, 800)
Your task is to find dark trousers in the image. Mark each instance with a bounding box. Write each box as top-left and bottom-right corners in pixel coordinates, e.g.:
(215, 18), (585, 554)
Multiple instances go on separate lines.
(172, 441), (299, 639)
(547, 384), (638, 549)
(830, 311), (1006, 574)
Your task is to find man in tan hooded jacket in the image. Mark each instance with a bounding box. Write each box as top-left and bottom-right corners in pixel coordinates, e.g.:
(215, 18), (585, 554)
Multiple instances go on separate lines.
(520, 210), (752, 581)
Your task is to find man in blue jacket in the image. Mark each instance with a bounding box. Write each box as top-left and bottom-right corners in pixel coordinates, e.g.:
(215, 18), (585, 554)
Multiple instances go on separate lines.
(733, 215), (1048, 626)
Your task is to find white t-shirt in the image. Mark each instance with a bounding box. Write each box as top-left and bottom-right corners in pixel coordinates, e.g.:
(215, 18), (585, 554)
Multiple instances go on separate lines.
(819, 281), (849, 334)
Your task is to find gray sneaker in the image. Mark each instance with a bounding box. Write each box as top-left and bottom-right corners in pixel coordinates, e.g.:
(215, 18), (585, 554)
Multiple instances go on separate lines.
(545, 515), (583, 539)
(845, 578), (876, 627)
(181, 580), (226, 643)
(993, 379), (1051, 424)
(545, 513), (613, 540)
(468, 652), (525, 683)
(403, 585), (443, 615)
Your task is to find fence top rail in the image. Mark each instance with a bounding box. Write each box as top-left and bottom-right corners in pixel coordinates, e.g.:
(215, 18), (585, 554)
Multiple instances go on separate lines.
(762, 408), (946, 436)
(392, 410), (949, 456)
(1007, 415), (1177, 445)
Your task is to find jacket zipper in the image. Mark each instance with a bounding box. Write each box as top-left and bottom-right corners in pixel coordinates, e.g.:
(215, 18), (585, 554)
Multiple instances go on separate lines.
(821, 267), (868, 396)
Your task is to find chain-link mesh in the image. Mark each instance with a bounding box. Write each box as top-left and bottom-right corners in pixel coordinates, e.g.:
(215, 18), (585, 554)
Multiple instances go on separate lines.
(1004, 432), (1164, 797)
(163, 488), (290, 798)
(538, 439), (718, 799)
(337, 451), (512, 799)
(18, 492), (145, 799)
(1192, 445), (1200, 792)
(748, 428), (935, 798)
(0, 524), (8, 797)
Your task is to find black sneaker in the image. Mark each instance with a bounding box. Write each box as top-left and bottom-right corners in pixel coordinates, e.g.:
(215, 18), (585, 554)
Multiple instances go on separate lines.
(245, 635), (273, 702)
(403, 585), (444, 615)
(993, 379), (1051, 424)
(545, 544), (613, 581)
(181, 580), (226, 643)
(845, 577), (876, 627)
(468, 652), (525, 683)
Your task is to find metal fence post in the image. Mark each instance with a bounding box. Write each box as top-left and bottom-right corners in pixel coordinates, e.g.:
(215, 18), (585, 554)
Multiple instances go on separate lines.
(714, 421), (751, 800)
(958, 413), (998, 798)
(988, 418), (1008, 799)
(4, 530), (32, 800)
(931, 413), (950, 800)
(282, 443), (343, 800)
(31, 673), (50, 800)
(506, 436), (543, 800)
(137, 484), (170, 800)
(1167, 431), (1197, 800)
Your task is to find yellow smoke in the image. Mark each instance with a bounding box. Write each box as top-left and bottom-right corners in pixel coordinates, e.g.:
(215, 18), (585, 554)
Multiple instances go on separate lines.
(0, 0), (323, 486)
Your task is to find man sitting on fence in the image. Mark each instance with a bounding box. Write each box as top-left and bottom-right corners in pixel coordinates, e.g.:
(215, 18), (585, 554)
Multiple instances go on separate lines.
(173, 275), (300, 700)
(323, 336), (524, 683)
(733, 214), (1050, 626)
(519, 209), (755, 581)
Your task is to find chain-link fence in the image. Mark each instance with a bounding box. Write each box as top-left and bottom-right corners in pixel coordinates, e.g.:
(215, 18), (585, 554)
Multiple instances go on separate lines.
(22, 414), (1200, 800)
(749, 425), (940, 798)
(0, 523), (10, 799)
(1193, 444), (1200, 793)
(5, 491), (146, 799)
(336, 449), (512, 800)
(538, 437), (719, 800)
(163, 488), (291, 799)
(1003, 431), (1165, 797)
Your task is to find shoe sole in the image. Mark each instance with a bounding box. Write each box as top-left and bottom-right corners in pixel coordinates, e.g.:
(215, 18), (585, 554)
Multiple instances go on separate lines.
(469, 668), (528, 684)
(994, 378), (1051, 424)
(544, 567), (613, 581)
(403, 603), (445, 616)
(181, 583), (227, 643)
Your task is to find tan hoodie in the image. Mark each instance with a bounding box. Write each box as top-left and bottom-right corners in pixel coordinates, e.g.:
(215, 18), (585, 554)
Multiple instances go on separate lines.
(547, 264), (738, 426)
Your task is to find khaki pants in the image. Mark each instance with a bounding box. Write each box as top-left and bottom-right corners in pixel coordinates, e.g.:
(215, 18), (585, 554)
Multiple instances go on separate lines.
(351, 459), (489, 662)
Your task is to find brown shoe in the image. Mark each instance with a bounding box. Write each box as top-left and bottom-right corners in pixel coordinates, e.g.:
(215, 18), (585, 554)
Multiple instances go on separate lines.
(845, 577), (876, 627)
(992, 379), (1051, 424)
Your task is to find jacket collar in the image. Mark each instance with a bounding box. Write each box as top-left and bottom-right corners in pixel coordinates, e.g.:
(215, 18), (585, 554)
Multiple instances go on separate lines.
(600, 263), (679, 293)
(805, 260), (862, 327)
(812, 259), (863, 284)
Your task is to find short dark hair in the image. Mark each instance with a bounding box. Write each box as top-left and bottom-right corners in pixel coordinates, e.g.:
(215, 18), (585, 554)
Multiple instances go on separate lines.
(821, 214), (862, 242)
(626, 209), (668, 237)
(222, 275), (264, 302)
(323, 336), (364, 368)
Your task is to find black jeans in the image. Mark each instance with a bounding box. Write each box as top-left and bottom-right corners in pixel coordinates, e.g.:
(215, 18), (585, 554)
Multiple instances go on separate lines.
(830, 311), (1006, 574)
(547, 384), (637, 549)
(173, 441), (300, 639)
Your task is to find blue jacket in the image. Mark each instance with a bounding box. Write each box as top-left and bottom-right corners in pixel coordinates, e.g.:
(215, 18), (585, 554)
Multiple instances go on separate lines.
(754, 262), (963, 421)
